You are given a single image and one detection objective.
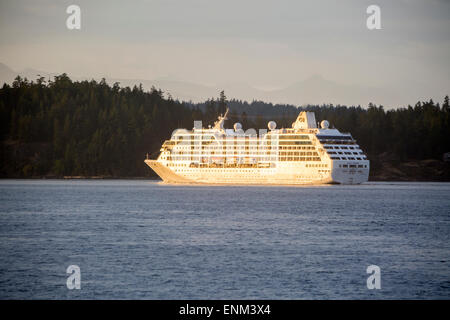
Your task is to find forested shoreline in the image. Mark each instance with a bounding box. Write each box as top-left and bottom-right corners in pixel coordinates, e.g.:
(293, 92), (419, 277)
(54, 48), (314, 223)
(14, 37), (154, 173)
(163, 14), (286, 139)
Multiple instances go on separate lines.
(1, 75), (449, 180)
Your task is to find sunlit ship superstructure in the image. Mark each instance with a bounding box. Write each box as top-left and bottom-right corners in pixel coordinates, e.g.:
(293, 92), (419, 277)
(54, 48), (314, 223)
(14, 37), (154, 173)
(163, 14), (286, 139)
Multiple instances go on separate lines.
(145, 110), (369, 184)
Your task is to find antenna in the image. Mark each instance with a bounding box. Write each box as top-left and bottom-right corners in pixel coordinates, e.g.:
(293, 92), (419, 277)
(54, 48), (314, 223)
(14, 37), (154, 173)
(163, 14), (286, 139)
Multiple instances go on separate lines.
(223, 107), (229, 119)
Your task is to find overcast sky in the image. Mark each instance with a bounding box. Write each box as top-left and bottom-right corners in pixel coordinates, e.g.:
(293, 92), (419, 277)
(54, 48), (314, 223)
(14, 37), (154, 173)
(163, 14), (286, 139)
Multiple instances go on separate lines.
(0, 0), (449, 106)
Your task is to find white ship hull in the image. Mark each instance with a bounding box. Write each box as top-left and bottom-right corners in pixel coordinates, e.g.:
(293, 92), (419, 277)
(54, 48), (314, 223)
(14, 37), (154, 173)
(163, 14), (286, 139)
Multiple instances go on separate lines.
(145, 160), (369, 185)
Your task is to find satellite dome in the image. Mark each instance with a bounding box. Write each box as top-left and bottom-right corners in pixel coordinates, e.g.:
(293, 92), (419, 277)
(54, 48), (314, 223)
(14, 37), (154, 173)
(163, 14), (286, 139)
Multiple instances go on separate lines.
(233, 122), (242, 131)
(320, 120), (330, 129)
(268, 121), (277, 130)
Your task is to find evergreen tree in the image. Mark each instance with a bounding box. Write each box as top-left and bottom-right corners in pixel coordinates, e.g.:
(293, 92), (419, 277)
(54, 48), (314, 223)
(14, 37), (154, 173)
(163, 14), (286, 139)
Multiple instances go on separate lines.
(218, 90), (227, 115)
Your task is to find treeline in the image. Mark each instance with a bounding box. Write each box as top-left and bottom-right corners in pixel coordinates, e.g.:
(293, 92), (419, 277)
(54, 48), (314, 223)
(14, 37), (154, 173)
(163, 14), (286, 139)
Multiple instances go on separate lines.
(0, 74), (449, 177)
(0, 75), (202, 177)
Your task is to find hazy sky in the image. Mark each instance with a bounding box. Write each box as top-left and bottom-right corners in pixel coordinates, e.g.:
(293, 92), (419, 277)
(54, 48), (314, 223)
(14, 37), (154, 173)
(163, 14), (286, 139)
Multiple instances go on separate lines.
(0, 0), (449, 106)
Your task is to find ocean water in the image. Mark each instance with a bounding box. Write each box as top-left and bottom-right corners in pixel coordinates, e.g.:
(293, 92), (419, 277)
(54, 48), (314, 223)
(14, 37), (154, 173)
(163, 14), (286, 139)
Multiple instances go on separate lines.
(0, 180), (449, 299)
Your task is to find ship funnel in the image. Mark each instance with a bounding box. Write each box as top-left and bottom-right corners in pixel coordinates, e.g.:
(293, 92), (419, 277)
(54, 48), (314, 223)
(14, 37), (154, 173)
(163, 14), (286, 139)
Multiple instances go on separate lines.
(292, 111), (317, 130)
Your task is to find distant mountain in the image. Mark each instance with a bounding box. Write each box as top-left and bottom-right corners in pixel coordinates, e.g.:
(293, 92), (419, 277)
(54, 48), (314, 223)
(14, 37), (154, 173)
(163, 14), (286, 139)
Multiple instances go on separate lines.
(0, 63), (17, 85)
(0, 62), (406, 107)
(268, 75), (400, 107)
(21, 67), (54, 80)
(133, 78), (218, 102)
(0, 64), (58, 87)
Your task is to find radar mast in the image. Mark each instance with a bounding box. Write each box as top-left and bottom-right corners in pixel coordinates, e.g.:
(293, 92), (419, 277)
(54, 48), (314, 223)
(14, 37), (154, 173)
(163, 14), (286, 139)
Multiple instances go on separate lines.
(213, 108), (229, 131)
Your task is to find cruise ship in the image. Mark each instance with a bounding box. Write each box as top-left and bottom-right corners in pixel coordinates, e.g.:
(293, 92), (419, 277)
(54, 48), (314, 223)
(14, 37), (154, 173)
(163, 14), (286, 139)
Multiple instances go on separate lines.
(145, 110), (369, 184)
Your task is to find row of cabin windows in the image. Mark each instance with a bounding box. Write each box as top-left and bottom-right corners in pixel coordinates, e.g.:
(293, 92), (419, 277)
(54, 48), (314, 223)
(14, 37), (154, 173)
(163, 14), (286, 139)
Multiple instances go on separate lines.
(172, 146), (317, 154)
(175, 146), (266, 151)
(174, 144), (317, 151)
(279, 141), (312, 145)
(324, 145), (358, 150)
(174, 135), (214, 140)
(339, 164), (368, 168)
(306, 163), (328, 168)
(168, 157), (279, 162)
(279, 151), (319, 156)
(280, 157), (321, 161)
(172, 150), (265, 156)
(317, 135), (352, 140)
(175, 169), (269, 173)
(328, 151), (364, 155)
(319, 141), (356, 145)
(279, 146), (315, 150)
(168, 154), (327, 161)
(330, 156), (365, 160)
(168, 163), (188, 167)
(278, 135), (309, 140)
(169, 153), (279, 159)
